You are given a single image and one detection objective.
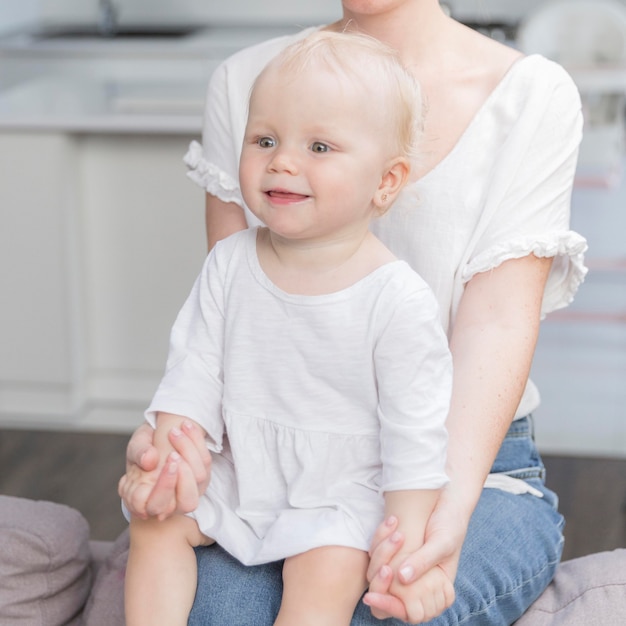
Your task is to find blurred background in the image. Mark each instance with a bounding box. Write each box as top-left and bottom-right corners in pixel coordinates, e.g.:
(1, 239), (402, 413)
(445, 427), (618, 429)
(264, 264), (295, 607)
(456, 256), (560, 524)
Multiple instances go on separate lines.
(0, 1), (624, 556)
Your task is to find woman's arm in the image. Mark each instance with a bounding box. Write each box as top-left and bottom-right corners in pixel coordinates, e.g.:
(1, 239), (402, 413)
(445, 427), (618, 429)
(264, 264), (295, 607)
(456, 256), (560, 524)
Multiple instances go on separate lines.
(365, 253), (553, 622)
(444, 253), (552, 519)
(205, 193), (247, 250)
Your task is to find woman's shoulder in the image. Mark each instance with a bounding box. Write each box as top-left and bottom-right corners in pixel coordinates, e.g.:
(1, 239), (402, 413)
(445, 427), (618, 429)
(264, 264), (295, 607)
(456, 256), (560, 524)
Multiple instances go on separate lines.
(511, 53), (578, 89)
(460, 52), (582, 148)
(499, 53), (581, 112)
(459, 21), (578, 98)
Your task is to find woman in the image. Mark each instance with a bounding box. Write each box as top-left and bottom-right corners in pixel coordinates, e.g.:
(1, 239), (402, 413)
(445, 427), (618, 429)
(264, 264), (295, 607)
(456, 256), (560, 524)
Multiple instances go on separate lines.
(120, 1), (587, 623)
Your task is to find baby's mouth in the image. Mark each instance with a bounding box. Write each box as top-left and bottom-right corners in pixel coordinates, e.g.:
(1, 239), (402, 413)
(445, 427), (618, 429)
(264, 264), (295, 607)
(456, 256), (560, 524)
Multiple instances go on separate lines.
(266, 189), (310, 202)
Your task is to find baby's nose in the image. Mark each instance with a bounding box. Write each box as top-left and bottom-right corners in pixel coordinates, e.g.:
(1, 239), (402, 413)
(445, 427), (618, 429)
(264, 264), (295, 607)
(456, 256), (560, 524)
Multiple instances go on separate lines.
(268, 149), (298, 174)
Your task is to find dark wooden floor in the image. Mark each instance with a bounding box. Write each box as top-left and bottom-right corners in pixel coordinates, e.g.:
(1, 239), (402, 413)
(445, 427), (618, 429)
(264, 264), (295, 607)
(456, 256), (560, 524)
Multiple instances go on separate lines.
(0, 428), (129, 541)
(1, 428), (624, 560)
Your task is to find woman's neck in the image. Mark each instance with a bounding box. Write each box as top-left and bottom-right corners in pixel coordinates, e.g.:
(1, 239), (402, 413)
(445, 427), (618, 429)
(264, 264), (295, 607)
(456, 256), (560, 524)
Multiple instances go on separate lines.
(334, 0), (452, 69)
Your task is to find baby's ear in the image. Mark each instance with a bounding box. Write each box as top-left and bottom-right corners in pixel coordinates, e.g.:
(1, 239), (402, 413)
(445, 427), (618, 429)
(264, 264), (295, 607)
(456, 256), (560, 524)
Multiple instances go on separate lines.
(373, 157), (410, 214)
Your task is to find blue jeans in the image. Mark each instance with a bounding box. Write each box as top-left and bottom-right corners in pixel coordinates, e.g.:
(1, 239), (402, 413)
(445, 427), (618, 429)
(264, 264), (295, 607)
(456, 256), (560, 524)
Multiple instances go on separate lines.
(188, 416), (564, 625)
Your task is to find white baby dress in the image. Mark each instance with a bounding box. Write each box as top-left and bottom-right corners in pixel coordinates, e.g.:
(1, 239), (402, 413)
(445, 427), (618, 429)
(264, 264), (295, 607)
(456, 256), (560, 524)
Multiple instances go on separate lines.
(146, 228), (451, 565)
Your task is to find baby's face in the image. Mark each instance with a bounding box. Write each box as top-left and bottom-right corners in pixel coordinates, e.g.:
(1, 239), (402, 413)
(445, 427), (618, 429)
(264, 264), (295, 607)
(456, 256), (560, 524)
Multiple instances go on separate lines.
(239, 65), (395, 242)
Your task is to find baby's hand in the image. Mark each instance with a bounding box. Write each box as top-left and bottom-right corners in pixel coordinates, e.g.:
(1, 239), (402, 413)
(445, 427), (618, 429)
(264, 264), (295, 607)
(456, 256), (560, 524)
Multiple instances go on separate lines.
(387, 560), (455, 623)
(118, 449), (178, 520)
(119, 415), (184, 520)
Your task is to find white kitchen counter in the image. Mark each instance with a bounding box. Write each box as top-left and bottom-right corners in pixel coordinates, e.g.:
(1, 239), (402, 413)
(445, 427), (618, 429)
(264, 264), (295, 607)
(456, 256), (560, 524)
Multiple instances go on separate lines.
(0, 24), (300, 59)
(0, 24), (302, 134)
(0, 73), (208, 134)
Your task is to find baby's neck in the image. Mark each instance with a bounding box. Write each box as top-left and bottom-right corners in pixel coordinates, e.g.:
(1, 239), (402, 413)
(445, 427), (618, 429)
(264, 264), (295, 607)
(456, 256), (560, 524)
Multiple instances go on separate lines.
(256, 228), (395, 296)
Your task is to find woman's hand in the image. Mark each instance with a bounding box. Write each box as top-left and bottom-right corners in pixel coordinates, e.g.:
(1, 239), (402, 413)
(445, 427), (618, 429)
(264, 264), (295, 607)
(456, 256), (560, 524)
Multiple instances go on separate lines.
(364, 486), (468, 622)
(366, 561), (455, 623)
(119, 421), (212, 520)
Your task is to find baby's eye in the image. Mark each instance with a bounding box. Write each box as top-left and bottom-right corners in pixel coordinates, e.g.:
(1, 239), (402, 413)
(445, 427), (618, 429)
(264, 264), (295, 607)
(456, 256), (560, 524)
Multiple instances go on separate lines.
(257, 136), (276, 148)
(310, 142), (330, 153)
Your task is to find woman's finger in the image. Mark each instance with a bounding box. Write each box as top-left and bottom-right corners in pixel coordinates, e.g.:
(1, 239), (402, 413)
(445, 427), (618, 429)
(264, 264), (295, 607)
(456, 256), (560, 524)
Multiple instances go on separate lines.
(118, 473), (143, 518)
(368, 515), (398, 556)
(175, 455), (203, 513)
(126, 423), (159, 472)
(145, 453), (179, 518)
(363, 591), (409, 621)
(397, 534), (457, 584)
(363, 565), (406, 621)
(367, 564), (393, 595)
(367, 529), (405, 582)
(168, 421), (212, 491)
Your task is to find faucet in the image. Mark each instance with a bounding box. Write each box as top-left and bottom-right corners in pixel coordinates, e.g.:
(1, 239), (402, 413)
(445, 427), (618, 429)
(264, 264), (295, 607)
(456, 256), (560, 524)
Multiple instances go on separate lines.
(97, 0), (118, 37)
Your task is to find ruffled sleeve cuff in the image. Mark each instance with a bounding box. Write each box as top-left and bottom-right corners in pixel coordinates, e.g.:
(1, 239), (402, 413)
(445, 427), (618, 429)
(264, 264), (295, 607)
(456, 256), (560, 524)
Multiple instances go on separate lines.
(462, 231), (588, 317)
(183, 140), (243, 206)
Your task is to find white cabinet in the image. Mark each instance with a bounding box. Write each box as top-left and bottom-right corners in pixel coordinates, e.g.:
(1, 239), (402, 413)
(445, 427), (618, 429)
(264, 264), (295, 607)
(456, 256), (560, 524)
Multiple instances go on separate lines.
(0, 132), (81, 416)
(0, 130), (206, 431)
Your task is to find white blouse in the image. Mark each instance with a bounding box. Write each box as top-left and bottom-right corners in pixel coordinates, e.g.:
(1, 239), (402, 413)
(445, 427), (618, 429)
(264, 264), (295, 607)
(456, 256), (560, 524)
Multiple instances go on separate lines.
(183, 27), (587, 419)
(146, 228), (452, 565)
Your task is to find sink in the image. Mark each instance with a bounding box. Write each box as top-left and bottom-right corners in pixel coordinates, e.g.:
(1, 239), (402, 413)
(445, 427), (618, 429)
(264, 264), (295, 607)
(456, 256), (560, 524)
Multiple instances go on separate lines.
(33, 25), (204, 41)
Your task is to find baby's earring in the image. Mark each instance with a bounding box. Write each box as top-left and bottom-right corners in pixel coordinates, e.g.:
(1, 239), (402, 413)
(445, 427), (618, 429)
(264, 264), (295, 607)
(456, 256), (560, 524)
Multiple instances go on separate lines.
(381, 193), (388, 203)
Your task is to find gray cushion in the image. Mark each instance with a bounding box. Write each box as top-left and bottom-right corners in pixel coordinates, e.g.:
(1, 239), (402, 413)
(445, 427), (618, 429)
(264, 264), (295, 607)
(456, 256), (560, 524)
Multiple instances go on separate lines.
(0, 495), (92, 626)
(516, 549), (626, 625)
(82, 528), (128, 625)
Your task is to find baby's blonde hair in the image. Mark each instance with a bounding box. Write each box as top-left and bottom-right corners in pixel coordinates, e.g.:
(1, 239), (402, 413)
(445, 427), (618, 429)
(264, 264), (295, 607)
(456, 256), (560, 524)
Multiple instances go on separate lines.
(255, 30), (423, 163)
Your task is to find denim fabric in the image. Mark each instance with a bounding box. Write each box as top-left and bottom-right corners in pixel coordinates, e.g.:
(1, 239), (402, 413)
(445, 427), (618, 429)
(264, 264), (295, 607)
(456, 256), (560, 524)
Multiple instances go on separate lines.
(188, 416), (564, 625)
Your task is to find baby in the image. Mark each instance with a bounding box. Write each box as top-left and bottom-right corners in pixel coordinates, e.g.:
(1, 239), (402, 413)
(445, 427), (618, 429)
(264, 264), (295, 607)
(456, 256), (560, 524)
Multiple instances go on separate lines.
(123, 30), (454, 625)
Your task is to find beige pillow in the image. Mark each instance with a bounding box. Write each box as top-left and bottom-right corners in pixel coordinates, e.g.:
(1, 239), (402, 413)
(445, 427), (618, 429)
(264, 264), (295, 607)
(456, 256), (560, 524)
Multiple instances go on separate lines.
(516, 549), (626, 625)
(0, 496), (92, 625)
(83, 528), (128, 625)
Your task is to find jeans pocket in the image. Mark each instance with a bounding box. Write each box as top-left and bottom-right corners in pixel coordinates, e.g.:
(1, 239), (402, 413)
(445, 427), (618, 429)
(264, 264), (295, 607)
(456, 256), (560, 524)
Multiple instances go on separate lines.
(490, 415), (545, 481)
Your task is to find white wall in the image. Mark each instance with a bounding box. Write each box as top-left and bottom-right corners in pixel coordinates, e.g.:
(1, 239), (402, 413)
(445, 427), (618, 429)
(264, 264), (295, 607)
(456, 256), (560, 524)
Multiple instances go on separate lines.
(37, 0), (341, 27)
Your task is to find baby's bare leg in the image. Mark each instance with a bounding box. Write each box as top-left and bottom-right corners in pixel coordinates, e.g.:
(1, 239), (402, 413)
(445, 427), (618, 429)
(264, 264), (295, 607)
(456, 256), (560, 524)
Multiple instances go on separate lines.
(125, 513), (213, 626)
(274, 546), (369, 626)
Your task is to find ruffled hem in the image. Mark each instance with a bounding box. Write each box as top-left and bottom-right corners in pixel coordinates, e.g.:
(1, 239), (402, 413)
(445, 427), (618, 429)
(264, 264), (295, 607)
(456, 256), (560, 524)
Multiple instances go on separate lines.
(183, 140), (243, 206)
(462, 231), (588, 317)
